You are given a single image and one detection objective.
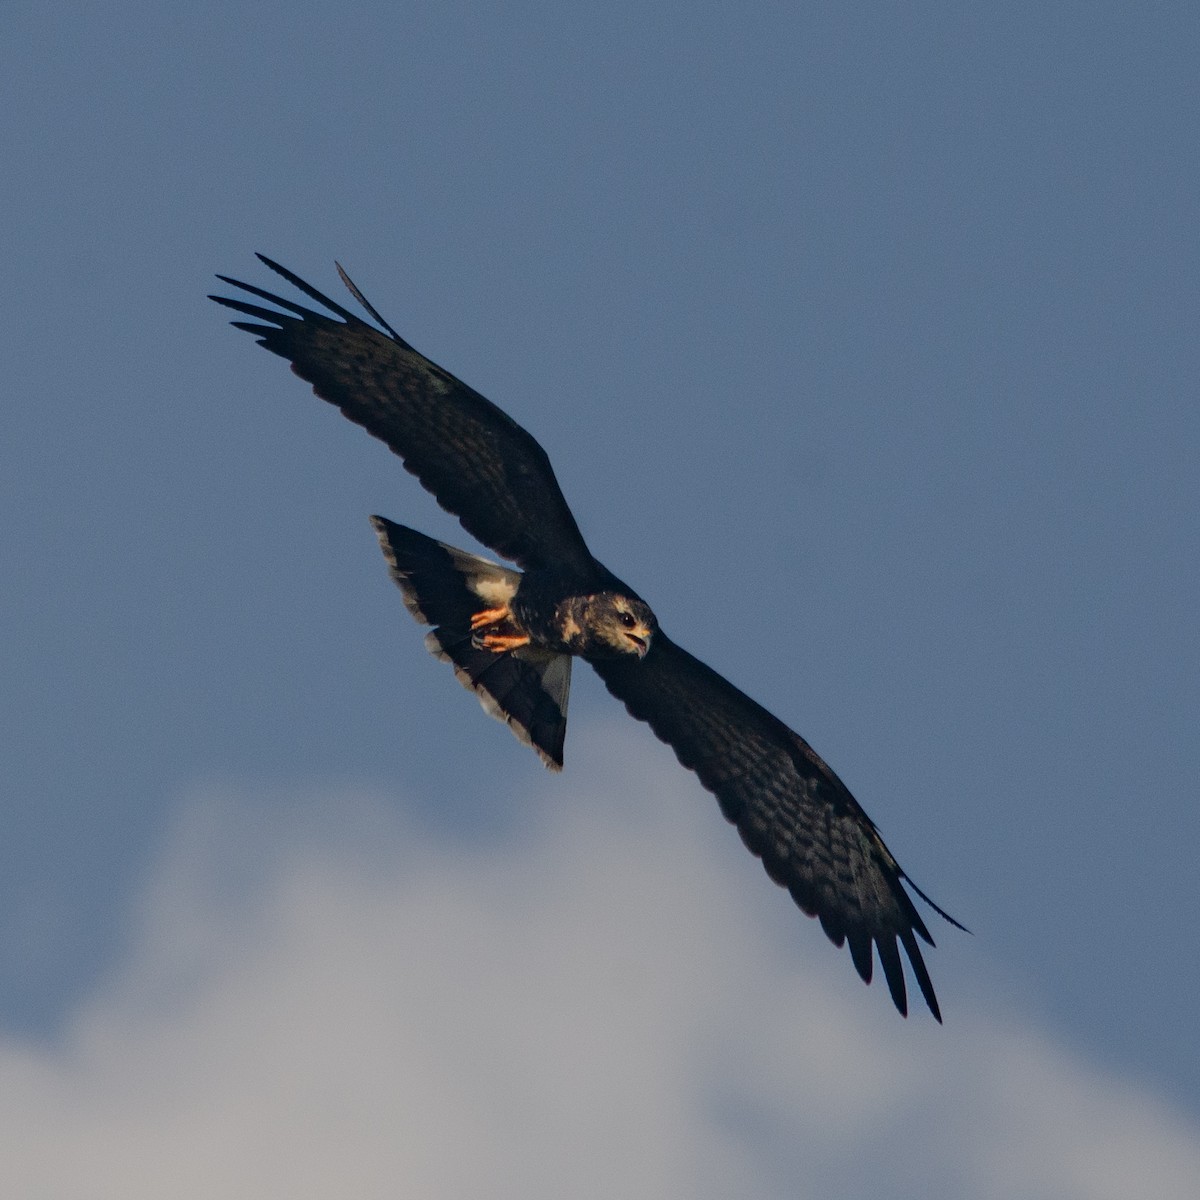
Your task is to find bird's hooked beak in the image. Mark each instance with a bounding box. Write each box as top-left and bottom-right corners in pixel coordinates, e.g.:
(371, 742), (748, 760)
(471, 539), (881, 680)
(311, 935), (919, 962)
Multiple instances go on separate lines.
(625, 625), (653, 659)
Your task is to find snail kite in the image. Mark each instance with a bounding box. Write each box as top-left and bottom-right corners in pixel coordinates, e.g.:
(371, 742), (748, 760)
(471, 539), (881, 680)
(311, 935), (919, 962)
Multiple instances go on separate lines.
(211, 255), (964, 1020)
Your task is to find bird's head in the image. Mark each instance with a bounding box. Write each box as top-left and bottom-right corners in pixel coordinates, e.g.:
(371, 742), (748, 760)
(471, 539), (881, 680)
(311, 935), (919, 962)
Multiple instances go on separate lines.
(583, 592), (657, 660)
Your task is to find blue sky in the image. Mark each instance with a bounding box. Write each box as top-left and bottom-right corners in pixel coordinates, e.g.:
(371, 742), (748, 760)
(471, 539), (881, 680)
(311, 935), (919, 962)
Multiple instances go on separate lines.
(4, 4), (1198, 1195)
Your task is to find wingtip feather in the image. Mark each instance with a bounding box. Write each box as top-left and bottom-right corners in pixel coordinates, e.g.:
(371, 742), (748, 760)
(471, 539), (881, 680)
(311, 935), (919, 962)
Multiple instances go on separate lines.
(876, 935), (909, 1018)
(903, 872), (971, 936)
(250, 253), (360, 323)
(901, 930), (943, 1023)
(335, 261), (407, 344)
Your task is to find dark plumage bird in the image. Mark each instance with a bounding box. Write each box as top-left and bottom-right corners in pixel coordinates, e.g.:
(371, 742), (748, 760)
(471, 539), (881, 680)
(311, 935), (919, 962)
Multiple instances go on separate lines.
(211, 255), (965, 1020)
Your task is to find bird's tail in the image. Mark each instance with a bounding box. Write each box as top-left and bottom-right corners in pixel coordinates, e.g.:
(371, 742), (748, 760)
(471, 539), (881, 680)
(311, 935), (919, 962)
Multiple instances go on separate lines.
(370, 517), (571, 769)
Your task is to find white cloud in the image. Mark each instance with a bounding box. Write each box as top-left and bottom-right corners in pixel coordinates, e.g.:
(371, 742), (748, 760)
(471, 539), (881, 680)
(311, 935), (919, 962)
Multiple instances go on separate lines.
(2, 723), (1197, 1199)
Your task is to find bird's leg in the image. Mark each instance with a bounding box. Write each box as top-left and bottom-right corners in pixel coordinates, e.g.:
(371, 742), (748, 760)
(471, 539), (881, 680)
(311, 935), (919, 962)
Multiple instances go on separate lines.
(470, 604), (531, 653)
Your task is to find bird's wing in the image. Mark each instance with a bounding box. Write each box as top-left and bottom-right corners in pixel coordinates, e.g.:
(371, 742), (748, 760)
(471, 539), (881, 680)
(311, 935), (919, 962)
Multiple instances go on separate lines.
(591, 634), (962, 1020)
(210, 256), (593, 573)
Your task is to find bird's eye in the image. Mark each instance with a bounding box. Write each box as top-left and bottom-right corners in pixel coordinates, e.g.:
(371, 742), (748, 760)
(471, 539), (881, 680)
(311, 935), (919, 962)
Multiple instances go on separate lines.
(618, 611), (636, 628)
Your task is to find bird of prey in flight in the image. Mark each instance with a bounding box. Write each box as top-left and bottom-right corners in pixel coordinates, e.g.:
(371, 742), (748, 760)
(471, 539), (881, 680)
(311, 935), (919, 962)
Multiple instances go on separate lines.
(211, 255), (964, 1020)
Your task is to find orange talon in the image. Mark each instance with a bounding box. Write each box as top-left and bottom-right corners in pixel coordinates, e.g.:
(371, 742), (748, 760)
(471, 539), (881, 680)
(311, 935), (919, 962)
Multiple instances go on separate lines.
(470, 604), (511, 630)
(476, 630), (531, 653)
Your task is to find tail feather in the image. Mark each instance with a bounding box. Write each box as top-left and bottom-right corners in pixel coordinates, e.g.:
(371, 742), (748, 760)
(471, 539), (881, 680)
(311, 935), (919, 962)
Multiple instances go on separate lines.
(370, 516), (571, 769)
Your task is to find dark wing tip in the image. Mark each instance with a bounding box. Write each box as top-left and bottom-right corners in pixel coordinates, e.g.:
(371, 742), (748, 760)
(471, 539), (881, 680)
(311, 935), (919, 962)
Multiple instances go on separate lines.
(903, 872), (971, 937)
(847, 932), (873, 985)
(211, 255), (411, 353)
(336, 261), (407, 344)
(255, 255), (361, 323)
(875, 935), (909, 1018)
(900, 928), (943, 1023)
(831, 890), (945, 1021)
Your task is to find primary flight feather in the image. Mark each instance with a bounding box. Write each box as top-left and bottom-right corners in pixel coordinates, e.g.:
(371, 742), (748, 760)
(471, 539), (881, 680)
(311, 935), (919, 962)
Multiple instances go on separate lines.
(211, 255), (964, 1020)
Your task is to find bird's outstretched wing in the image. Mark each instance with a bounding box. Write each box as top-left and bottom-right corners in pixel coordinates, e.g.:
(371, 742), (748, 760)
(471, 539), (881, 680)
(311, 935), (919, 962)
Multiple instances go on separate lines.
(210, 256), (593, 573)
(591, 634), (963, 1020)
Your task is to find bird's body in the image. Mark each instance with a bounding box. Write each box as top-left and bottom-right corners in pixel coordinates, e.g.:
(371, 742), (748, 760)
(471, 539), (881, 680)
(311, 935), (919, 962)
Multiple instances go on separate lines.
(211, 255), (964, 1020)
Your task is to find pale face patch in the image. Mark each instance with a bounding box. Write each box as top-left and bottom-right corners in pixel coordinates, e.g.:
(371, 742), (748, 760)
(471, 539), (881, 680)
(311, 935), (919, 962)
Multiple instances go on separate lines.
(583, 593), (657, 659)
